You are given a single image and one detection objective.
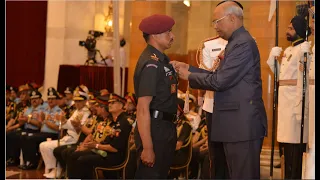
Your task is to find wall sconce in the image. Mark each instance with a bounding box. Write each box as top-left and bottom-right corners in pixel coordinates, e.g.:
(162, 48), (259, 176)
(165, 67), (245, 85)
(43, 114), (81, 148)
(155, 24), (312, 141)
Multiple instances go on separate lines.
(183, 0), (190, 7)
(105, 3), (113, 35)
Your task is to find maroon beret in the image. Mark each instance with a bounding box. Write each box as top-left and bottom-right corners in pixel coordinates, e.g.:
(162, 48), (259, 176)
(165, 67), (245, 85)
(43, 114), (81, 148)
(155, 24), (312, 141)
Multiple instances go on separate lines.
(139, 14), (175, 35)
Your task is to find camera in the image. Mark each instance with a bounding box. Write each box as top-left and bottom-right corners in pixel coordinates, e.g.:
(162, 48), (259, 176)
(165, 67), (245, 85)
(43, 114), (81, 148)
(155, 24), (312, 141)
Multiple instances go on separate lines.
(79, 30), (104, 51)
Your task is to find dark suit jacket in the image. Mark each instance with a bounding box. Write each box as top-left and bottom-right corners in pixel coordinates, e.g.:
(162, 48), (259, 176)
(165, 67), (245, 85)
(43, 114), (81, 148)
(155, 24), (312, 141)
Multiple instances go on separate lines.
(188, 26), (267, 142)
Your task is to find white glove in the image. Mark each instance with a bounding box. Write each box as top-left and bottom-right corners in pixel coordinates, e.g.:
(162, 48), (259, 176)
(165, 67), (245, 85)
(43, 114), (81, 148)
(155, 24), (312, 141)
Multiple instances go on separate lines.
(301, 41), (311, 53)
(197, 96), (204, 106)
(269, 47), (283, 58)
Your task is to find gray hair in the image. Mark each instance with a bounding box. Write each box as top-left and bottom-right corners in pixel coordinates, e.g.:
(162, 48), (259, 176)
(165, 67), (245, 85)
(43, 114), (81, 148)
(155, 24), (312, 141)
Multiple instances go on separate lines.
(223, 4), (244, 19)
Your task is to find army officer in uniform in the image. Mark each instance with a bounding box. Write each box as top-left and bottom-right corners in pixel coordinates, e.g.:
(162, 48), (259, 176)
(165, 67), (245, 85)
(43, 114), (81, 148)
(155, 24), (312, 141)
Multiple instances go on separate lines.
(133, 14), (178, 179)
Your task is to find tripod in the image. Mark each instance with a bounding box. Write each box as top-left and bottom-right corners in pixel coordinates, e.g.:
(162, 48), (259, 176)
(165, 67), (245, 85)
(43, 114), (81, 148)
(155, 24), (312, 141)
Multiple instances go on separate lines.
(96, 49), (108, 66)
(84, 50), (97, 65)
(84, 49), (107, 66)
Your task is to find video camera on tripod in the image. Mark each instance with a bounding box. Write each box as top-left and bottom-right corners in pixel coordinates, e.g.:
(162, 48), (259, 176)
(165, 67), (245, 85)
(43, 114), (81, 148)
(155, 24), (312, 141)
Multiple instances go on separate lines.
(79, 30), (104, 65)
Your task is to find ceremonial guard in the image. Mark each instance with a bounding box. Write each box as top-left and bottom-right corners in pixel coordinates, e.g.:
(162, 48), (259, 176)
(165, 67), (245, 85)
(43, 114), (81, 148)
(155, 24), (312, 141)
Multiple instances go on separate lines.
(196, 36), (228, 178)
(267, 15), (311, 179)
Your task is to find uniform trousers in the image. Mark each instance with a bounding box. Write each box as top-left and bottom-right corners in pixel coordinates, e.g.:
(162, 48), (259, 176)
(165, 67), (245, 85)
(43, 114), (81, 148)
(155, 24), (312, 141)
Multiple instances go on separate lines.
(67, 150), (123, 179)
(283, 143), (306, 179)
(6, 129), (38, 162)
(39, 135), (77, 170)
(53, 144), (77, 170)
(134, 119), (177, 179)
(21, 132), (58, 164)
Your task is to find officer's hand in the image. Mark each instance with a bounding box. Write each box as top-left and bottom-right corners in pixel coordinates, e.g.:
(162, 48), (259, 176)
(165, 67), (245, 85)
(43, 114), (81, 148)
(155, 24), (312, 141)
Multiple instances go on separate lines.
(83, 141), (96, 149)
(301, 41), (311, 53)
(170, 61), (189, 72)
(269, 47), (283, 59)
(141, 148), (155, 167)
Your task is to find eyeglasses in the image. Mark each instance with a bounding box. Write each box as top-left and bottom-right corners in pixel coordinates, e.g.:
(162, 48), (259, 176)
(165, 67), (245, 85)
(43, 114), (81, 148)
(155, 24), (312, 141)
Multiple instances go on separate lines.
(212, 15), (228, 26)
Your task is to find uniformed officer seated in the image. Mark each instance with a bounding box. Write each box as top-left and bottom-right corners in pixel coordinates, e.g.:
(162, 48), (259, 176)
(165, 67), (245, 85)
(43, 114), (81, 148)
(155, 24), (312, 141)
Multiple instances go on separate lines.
(67, 93), (132, 179)
(39, 85), (91, 178)
(6, 86), (17, 124)
(124, 92), (137, 125)
(9, 86), (21, 104)
(63, 86), (75, 117)
(169, 98), (192, 179)
(8, 89), (44, 168)
(6, 84), (31, 133)
(53, 93), (104, 178)
(19, 87), (63, 170)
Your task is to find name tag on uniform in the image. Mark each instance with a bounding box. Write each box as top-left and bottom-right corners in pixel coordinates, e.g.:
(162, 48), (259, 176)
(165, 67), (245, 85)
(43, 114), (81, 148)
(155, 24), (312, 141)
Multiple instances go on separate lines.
(171, 84), (176, 94)
(212, 48), (221, 52)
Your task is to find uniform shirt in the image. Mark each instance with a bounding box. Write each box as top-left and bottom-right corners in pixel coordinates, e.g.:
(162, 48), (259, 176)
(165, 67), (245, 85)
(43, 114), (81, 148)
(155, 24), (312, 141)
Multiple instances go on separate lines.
(134, 44), (178, 114)
(309, 45), (315, 80)
(199, 37), (227, 113)
(97, 112), (132, 159)
(23, 105), (44, 130)
(61, 106), (91, 143)
(126, 111), (136, 125)
(41, 101), (49, 109)
(77, 114), (101, 143)
(14, 98), (21, 104)
(40, 105), (62, 134)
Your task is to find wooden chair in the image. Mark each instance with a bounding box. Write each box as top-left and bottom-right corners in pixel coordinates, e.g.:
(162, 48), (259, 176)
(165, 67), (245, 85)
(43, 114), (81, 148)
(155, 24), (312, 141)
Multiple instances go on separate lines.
(170, 132), (193, 180)
(94, 140), (131, 179)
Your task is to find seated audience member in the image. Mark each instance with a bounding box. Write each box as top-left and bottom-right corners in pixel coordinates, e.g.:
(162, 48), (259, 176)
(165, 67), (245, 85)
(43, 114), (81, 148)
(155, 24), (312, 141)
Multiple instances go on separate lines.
(66, 93), (131, 179)
(39, 85), (91, 178)
(19, 88), (62, 170)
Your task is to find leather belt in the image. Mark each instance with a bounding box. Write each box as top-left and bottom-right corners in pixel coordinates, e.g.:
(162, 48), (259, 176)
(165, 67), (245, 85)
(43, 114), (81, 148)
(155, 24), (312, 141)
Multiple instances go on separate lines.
(278, 79), (315, 86)
(150, 109), (177, 122)
(279, 79), (297, 86)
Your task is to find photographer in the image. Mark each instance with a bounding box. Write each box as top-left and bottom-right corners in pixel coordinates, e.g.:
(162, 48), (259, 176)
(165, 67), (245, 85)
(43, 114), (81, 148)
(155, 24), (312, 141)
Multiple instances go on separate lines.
(105, 37), (127, 67)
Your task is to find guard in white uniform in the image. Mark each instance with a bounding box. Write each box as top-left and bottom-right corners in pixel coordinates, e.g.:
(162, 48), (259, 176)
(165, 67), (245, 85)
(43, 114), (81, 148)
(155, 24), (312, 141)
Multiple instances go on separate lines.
(196, 36), (227, 178)
(39, 85), (91, 178)
(267, 15), (311, 179)
(302, 6), (315, 179)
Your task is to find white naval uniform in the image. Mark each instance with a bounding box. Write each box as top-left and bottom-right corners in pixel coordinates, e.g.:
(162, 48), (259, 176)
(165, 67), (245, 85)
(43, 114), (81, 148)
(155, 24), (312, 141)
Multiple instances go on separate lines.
(267, 42), (310, 144)
(39, 106), (91, 170)
(199, 37), (227, 113)
(302, 45), (315, 179)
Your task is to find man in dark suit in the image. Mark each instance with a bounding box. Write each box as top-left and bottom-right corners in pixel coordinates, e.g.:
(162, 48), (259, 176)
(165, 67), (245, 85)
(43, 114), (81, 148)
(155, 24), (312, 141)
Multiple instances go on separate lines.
(171, 1), (267, 179)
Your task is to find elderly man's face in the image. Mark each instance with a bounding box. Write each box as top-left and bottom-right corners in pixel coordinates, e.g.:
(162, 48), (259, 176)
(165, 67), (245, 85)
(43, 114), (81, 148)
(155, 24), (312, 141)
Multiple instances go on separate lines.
(286, 23), (299, 42)
(213, 7), (232, 40)
(154, 29), (175, 50)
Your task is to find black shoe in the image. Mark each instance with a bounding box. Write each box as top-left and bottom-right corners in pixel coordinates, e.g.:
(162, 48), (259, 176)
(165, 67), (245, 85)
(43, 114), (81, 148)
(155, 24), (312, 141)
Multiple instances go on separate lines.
(22, 163), (37, 170)
(274, 163), (281, 168)
(18, 164), (26, 169)
(6, 159), (19, 166)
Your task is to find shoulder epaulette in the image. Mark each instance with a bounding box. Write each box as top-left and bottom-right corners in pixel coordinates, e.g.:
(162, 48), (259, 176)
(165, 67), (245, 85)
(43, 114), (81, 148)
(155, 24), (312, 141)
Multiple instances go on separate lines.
(196, 35), (220, 68)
